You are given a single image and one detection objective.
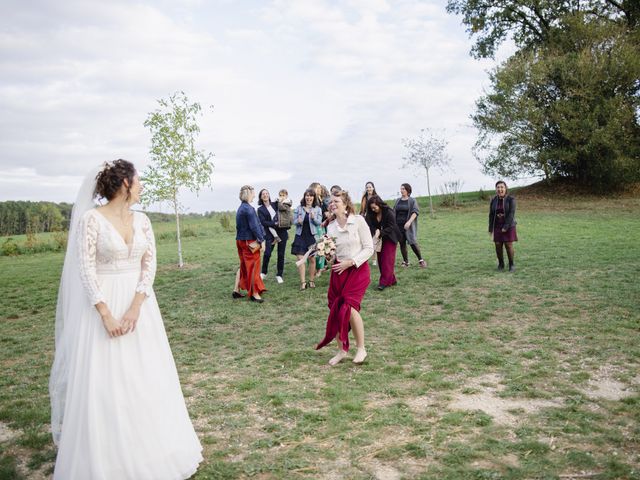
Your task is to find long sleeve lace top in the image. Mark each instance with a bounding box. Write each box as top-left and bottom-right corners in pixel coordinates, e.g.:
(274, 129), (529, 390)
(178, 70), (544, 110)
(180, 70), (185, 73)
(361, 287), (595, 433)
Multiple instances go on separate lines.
(78, 209), (157, 305)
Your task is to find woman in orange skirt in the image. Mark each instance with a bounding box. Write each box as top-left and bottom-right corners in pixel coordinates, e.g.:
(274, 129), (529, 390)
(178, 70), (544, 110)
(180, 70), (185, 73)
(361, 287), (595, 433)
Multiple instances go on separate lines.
(233, 185), (266, 303)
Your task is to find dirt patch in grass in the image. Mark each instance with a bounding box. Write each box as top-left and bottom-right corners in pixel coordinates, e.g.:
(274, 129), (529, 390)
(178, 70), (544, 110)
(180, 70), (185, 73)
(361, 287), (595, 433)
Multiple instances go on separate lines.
(318, 456), (356, 479)
(363, 459), (402, 480)
(449, 374), (562, 426)
(472, 452), (520, 470)
(580, 367), (638, 401)
(4, 442), (53, 480)
(0, 421), (19, 442)
(405, 395), (436, 413)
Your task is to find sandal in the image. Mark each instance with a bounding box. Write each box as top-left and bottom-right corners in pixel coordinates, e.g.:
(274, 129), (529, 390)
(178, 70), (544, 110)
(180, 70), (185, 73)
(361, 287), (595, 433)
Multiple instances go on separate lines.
(308, 281), (316, 288)
(300, 282), (307, 290)
(419, 259), (427, 268)
(401, 261), (410, 267)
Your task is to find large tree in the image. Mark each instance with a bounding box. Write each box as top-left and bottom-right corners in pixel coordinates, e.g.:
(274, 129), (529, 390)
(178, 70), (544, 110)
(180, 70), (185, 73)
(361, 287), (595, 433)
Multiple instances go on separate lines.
(448, 0), (640, 189)
(142, 91), (214, 267)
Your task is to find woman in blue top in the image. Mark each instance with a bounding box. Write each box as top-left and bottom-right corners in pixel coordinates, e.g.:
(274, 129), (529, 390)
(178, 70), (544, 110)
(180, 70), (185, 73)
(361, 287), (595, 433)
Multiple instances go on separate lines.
(291, 188), (323, 289)
(233, 185), (266, 303)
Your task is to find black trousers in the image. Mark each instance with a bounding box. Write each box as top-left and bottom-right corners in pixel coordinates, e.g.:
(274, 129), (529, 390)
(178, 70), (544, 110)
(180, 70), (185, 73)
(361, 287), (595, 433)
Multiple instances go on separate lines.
(262, 232), (288, 276)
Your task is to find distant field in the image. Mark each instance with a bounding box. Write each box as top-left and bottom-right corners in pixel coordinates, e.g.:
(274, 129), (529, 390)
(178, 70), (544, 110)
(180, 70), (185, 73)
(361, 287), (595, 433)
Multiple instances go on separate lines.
(1, 195), (639, 479)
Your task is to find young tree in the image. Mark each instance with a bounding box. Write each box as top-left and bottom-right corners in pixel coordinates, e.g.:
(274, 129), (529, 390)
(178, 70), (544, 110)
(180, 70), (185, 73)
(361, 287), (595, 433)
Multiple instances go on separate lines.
(402, 129), (451, 219)
(142, 91), (214, 267)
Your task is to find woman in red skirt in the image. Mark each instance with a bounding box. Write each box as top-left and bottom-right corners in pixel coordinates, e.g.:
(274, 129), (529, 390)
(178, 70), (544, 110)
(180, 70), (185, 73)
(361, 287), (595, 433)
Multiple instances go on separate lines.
(233, 185), (267, 302)
(316, 190), (374, 365)
(365, 195), (401, 290)
(488, 180), (518, 272)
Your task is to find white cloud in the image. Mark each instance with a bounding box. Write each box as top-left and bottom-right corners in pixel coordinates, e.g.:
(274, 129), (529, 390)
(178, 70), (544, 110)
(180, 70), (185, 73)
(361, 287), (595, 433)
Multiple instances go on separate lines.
(0, 0), (514, 211)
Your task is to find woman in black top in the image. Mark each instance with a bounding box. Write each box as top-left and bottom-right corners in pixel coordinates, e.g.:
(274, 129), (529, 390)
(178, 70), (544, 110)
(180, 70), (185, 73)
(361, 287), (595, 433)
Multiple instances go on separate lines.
(488, 180), (518, 271)
(257, 189), (290, 283)
(393, 183), (426, 268)
(366, 195), (401, 290)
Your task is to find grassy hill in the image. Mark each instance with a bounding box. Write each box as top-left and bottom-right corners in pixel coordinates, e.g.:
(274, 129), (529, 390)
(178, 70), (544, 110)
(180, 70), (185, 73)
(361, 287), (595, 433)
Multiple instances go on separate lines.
(0, 194), (639, 479)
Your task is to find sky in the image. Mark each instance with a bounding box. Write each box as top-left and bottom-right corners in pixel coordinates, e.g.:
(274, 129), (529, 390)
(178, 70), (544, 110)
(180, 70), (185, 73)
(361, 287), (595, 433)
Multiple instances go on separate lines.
(0, 0), (527, 212)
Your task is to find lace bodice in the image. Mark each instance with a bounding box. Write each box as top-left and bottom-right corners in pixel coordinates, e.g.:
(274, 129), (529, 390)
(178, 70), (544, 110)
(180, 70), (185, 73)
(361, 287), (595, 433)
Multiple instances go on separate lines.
(77, 209), (157, 305)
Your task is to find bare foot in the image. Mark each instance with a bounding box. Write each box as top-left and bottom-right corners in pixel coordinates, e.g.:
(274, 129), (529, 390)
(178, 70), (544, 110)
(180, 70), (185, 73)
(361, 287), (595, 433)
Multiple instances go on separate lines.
(352, 348), (367, 364)
(328, 350), (348, 366)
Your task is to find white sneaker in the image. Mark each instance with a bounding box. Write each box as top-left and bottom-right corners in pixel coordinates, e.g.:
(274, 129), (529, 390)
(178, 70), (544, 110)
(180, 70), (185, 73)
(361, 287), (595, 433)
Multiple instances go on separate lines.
(276, 276), (284, 284)
(260, 273), (267, 280)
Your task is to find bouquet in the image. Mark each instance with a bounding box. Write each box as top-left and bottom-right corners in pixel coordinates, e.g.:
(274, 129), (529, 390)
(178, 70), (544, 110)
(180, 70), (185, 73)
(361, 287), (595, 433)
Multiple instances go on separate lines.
(295, 234), (336, 267)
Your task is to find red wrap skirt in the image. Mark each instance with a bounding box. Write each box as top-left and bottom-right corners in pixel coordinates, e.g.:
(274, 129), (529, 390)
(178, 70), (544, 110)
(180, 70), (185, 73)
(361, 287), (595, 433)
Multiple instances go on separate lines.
(316, 261), (370, 352)
(236, 240), (266, 297)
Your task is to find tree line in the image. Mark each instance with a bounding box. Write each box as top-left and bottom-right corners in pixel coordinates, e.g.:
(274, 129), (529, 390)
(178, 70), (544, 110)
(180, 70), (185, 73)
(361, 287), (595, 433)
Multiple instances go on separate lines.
(0, 201), (73, 236)
(0, 200), (223, 237)
(447, 0), (640, 190)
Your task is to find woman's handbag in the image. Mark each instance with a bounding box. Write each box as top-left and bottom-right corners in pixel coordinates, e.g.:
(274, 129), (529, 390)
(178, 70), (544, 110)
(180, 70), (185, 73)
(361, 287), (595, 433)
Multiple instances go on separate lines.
(247, 240), (260, 253)
(372, 232), (382, 253)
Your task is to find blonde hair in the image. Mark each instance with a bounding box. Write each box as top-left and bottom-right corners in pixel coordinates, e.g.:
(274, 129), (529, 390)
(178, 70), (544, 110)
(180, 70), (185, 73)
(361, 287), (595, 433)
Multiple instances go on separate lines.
(332, 190), (355, 216)
(239, 185), (254, 202)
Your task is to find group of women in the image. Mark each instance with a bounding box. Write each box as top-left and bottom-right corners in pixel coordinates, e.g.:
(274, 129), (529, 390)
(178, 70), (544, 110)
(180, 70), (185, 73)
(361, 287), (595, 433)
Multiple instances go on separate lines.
(50, 159), (518, 478)
(233, 183), (340, 299)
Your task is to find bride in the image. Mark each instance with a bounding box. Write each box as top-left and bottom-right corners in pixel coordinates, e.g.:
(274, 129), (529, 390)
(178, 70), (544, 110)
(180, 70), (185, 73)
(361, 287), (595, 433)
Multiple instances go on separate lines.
(49, 160), (202, 479)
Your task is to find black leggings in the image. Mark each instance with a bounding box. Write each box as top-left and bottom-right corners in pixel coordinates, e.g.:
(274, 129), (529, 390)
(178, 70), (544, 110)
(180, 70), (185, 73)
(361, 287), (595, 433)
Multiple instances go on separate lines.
(398, 228), (422, 263)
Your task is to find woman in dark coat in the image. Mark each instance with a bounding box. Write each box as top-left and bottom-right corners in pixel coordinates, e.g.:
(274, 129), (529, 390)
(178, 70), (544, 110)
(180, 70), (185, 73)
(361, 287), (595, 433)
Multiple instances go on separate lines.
(365, 195), (401, 290)
(257, 189), (289, 283)
(488, 180), (518, 272)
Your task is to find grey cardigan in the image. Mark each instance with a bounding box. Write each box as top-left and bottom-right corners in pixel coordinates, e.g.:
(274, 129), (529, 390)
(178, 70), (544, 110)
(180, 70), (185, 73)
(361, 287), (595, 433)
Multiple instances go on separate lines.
(393, 196), (420, 245)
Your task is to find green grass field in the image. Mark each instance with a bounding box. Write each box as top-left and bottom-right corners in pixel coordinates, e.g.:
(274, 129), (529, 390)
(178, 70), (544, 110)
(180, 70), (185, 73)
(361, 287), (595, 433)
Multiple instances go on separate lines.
(1, 195), (639, 479)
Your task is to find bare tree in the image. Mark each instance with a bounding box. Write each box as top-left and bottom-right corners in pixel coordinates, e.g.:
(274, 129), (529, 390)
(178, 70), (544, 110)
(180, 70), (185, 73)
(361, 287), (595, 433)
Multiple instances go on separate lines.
(402, 128), (451, 219)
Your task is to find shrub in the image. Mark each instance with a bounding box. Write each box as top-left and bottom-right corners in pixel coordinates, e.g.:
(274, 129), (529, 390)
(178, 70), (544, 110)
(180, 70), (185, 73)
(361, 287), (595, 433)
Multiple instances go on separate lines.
(181, 226), (197, 238)
(218, 214), (234, 233)
(439, 180), (464, 207)
(1, 238), (19, 256)
(52, 230), (68, 251)
(478, 188), (490, 201)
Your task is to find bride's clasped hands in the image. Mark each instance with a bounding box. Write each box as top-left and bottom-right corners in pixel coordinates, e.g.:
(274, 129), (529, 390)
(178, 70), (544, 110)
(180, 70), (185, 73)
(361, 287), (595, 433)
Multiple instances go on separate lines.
(98, 302), (141, 337)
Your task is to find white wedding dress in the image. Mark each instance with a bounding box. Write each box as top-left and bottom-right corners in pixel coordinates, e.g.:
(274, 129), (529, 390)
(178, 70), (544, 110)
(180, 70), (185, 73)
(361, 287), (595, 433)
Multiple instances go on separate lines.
(51, 208), (202, 479)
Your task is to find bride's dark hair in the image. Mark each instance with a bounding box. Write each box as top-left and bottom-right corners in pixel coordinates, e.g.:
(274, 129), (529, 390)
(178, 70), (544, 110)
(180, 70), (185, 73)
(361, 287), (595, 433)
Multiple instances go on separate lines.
(94, 159), (136, 201)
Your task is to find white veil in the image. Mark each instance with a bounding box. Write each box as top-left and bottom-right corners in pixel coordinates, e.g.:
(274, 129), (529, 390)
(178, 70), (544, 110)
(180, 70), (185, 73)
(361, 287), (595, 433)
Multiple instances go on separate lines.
(49, 164), (104, 445)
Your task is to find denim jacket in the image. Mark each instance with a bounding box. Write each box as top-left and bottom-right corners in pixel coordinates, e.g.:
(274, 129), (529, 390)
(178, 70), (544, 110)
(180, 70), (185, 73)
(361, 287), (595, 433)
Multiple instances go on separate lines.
(292, 205), (322, 236)
(236, 201), (264, 242)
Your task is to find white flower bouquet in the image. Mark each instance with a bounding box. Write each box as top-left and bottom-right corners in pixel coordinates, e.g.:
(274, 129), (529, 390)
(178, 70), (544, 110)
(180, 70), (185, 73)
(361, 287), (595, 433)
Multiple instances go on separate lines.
(295, 234), (337, 267)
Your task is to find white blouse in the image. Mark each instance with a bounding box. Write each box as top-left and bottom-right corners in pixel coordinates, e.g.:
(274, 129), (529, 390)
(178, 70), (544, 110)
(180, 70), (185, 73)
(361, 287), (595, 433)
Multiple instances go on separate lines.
(326, 214), (374, 268)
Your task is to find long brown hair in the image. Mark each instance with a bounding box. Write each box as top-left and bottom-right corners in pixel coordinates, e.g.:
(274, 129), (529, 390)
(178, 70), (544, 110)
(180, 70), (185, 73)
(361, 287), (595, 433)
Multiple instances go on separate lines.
(300, 188), (320, 207)
(359, 181), (377, 215)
